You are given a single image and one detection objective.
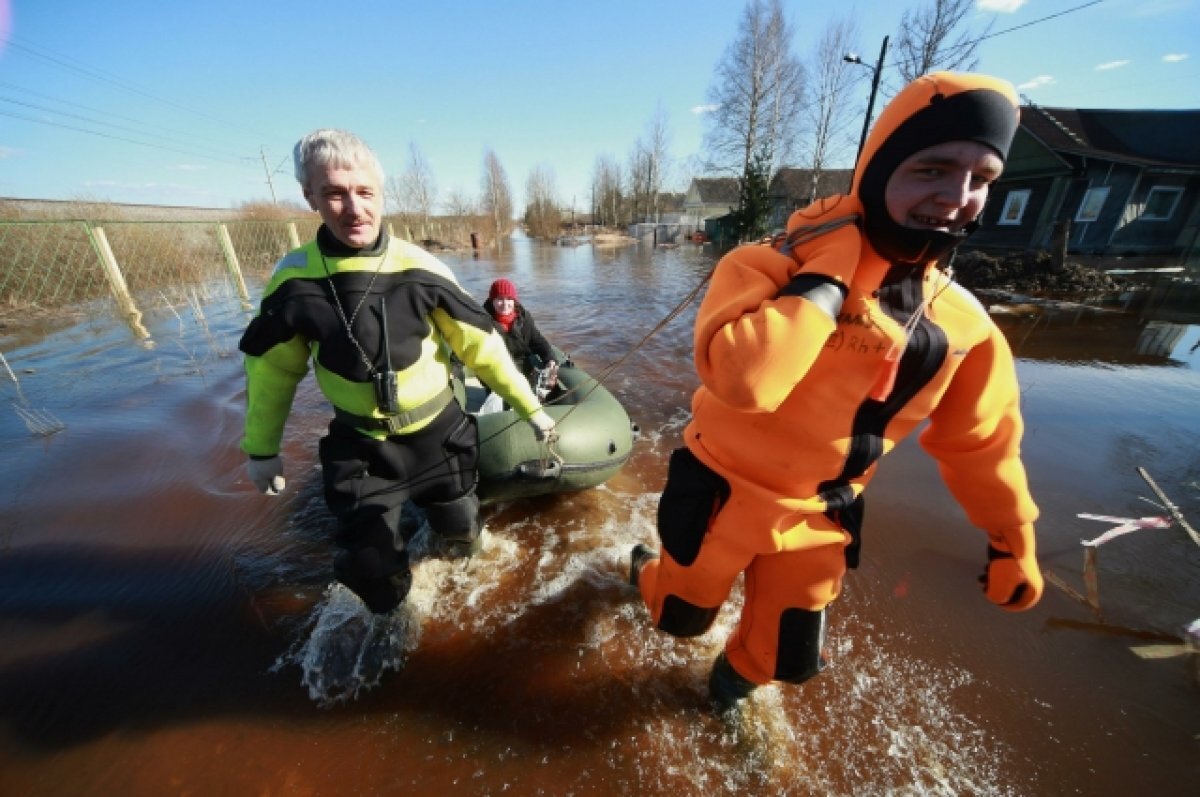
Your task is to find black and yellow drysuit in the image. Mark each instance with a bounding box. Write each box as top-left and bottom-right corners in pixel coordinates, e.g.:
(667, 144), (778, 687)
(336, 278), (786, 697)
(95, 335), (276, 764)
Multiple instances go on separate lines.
(240, 226), (541, 613)
(636, 72), (1044, 693)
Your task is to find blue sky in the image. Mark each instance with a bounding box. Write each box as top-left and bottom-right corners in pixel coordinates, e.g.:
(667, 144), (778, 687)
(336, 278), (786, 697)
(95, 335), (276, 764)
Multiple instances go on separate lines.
(1, 0), (1197, 211)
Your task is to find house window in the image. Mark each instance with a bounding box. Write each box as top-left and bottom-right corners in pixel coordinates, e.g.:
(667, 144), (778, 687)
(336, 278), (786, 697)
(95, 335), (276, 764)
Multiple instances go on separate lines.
(1142, 186), (1182, 221)
(1076, 186), (1110, 222)
(997, 189), (1030, 225)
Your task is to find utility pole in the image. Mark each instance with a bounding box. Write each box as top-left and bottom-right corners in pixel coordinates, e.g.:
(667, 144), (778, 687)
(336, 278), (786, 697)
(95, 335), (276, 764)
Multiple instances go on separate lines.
(844, 35), (889, 167)
(260, 146), (279, 205)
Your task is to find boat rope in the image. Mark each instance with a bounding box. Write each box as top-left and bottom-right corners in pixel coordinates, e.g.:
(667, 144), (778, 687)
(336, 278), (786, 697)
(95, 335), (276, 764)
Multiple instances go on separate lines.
(532, 261), (718, 430)
(468, 257), (719, 456)
(402, 252), (722, 493)
(544, 220), (862, 424)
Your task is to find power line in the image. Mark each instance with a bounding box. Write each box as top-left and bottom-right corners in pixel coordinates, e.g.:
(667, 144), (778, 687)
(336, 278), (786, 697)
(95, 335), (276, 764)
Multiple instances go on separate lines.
(975, 0), (1104, 45)
(0, 79), (245, 154)
(0, 95), (248, 163)
(5, 36), (273, 140)
(0, 108), (251, 165)
(882, 0), (1106, 78)
(779, 1), (1109, 171)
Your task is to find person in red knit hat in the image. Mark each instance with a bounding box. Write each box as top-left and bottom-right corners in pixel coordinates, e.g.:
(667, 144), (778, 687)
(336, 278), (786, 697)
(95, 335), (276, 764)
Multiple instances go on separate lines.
(484, 278), (560, 397)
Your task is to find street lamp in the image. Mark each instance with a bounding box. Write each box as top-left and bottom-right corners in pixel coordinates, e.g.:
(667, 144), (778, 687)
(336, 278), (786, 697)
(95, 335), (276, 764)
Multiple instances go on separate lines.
(843, 35), (889, 167)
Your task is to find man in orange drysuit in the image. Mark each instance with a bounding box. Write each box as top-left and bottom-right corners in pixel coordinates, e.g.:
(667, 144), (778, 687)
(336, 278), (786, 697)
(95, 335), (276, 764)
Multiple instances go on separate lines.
(630, 72), (1044, 711)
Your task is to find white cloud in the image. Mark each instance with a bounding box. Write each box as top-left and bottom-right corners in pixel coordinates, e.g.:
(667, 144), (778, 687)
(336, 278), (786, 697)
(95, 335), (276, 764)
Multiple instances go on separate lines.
(1017, 75), (1055, 90)
(171, 163), (206, 172)
(1162, 53), (1189, 62)
(977, 0), (1027, 12)
(0, 145), (18, 159)
(691, 103), (719, 115)
(1095, 60), (1131, 71)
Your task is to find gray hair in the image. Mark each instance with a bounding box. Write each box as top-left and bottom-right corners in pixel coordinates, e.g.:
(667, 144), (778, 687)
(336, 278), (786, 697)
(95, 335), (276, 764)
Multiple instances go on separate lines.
(293, 129), (384, 188)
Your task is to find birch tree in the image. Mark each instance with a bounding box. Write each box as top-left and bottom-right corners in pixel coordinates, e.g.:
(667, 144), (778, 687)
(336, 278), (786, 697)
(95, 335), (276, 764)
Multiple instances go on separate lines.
(703, 0), (806, 177)
(524, 165), (562, 240)
(590, 154), (624, 228)
(441, 187), (479, 247)
(803, 16), (860, 202)
(480, 148), (514, 251)
(642, 103), (672, 223)
(385, 142), (437, 238)
(627, 141), (652, 224)
(893, 0), (989, 81)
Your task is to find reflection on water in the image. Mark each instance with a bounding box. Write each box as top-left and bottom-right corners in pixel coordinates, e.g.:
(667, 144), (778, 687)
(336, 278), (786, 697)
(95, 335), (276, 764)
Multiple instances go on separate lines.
(0, 236), (1198, 796)
(989, 301), (1200, 365)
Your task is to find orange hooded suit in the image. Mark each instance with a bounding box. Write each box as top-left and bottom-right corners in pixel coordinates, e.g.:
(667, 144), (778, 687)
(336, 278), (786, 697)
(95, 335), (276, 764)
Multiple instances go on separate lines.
(636, 73), (1044, 689)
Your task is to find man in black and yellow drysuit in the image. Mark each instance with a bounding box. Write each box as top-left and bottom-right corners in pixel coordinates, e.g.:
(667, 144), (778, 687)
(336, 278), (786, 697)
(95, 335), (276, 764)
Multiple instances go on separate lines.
(239, 129), (556, 615)
(630, 72), (1044, 710)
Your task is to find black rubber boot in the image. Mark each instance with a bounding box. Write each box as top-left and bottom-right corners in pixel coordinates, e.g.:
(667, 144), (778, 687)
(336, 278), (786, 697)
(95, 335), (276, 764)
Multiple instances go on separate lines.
(439, 528), (486, 559)
(709, 652), (758, 712)
(629, 543), (659, 587)
(334, 547), (411, 615)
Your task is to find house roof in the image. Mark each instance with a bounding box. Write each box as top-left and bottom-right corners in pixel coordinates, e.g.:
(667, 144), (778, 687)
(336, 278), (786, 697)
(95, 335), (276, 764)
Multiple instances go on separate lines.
(689, 177), (740, 204)
(1020, 106), (1200, 169)
(769, 168), (854, 201)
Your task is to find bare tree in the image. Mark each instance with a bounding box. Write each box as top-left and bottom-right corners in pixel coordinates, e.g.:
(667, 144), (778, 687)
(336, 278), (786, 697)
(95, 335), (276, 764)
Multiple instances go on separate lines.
(480, 148), (514, 251)
(441, 187), (480, 247)
(385, 142), (437, 239)
(641, 103), (673, 223)
(703, 0), (806, 177)
(893, 0), (990, 82)
(627, 140), (652, 224)
(524, 164), (562, 240)
(803, 16), (861, 203)
(590, 154), (624, 228)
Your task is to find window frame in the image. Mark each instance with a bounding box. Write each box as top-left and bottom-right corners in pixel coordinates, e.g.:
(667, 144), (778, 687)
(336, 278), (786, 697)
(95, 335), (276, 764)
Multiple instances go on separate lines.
(1141, 186), (1183, 221)
(997, 189), (1031, 225)
(1076, 186), (1110, 223)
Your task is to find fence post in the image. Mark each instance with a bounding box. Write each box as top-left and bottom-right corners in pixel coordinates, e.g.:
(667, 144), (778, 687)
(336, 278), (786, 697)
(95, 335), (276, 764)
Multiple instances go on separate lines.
(215, 223), (252, 310)
(286, 221), (301, 249)
(85, 223), (151, 341)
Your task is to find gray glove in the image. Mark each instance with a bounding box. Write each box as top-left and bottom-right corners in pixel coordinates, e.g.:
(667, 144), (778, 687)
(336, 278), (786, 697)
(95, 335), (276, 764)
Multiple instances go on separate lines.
(247, 455), (285, 495)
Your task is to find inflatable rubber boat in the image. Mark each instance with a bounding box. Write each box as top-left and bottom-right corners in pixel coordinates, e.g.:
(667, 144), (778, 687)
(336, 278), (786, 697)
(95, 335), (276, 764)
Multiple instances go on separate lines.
(455, 352), (636, 504)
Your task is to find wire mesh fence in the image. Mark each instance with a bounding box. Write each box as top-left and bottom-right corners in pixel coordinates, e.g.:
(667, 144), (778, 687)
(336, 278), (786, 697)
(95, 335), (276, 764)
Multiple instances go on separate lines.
(0, 217), (316, 438)
(0, 220), (115, 311)
(0, 213), (474, 439)
(0, 218), (324, 325)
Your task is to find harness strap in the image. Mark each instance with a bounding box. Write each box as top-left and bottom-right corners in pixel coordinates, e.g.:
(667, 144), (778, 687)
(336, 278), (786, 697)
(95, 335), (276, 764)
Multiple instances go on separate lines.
(334, 383), (455, 435)
(776, 213), (861, 257)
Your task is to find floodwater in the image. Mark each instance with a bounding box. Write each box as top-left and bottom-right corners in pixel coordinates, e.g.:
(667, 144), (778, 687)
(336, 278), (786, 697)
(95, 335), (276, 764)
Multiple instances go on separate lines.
(1, 233), (1198, 796)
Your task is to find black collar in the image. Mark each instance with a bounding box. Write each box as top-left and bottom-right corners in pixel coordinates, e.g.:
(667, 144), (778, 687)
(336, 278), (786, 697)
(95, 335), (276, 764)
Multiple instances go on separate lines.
(316, 224), (389, 258)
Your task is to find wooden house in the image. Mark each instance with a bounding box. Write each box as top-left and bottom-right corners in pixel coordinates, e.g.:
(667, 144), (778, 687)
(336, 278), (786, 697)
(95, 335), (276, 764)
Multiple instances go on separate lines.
(682, 177), (740, 222)
(767, 168), (855, 230)
(971, 105), (1200, 265)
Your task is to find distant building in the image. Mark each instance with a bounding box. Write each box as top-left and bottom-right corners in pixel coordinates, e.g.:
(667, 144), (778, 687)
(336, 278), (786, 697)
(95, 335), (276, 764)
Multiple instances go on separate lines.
(767, 168), (855, 230)
(682, 177), (740, 221)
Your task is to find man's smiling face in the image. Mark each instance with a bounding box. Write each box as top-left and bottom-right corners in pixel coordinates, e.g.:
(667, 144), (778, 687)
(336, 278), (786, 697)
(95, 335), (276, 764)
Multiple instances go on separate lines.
(303, 159), (384, 249)
(884, 140), (1004, 234)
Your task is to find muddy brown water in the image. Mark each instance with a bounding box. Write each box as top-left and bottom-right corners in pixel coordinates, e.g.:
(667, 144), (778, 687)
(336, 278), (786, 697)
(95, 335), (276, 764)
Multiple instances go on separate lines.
(1, 234), (1197, 796)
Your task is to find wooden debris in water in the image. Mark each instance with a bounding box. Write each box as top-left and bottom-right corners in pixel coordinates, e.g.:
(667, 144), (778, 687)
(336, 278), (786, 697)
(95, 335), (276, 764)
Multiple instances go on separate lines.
(1, 351), (66, 437)
(1046, 467), (1199, 687)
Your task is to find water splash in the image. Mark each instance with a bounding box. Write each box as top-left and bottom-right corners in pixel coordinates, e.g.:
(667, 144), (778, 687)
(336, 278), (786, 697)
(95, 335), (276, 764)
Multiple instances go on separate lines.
(272, 582), (421, 708)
